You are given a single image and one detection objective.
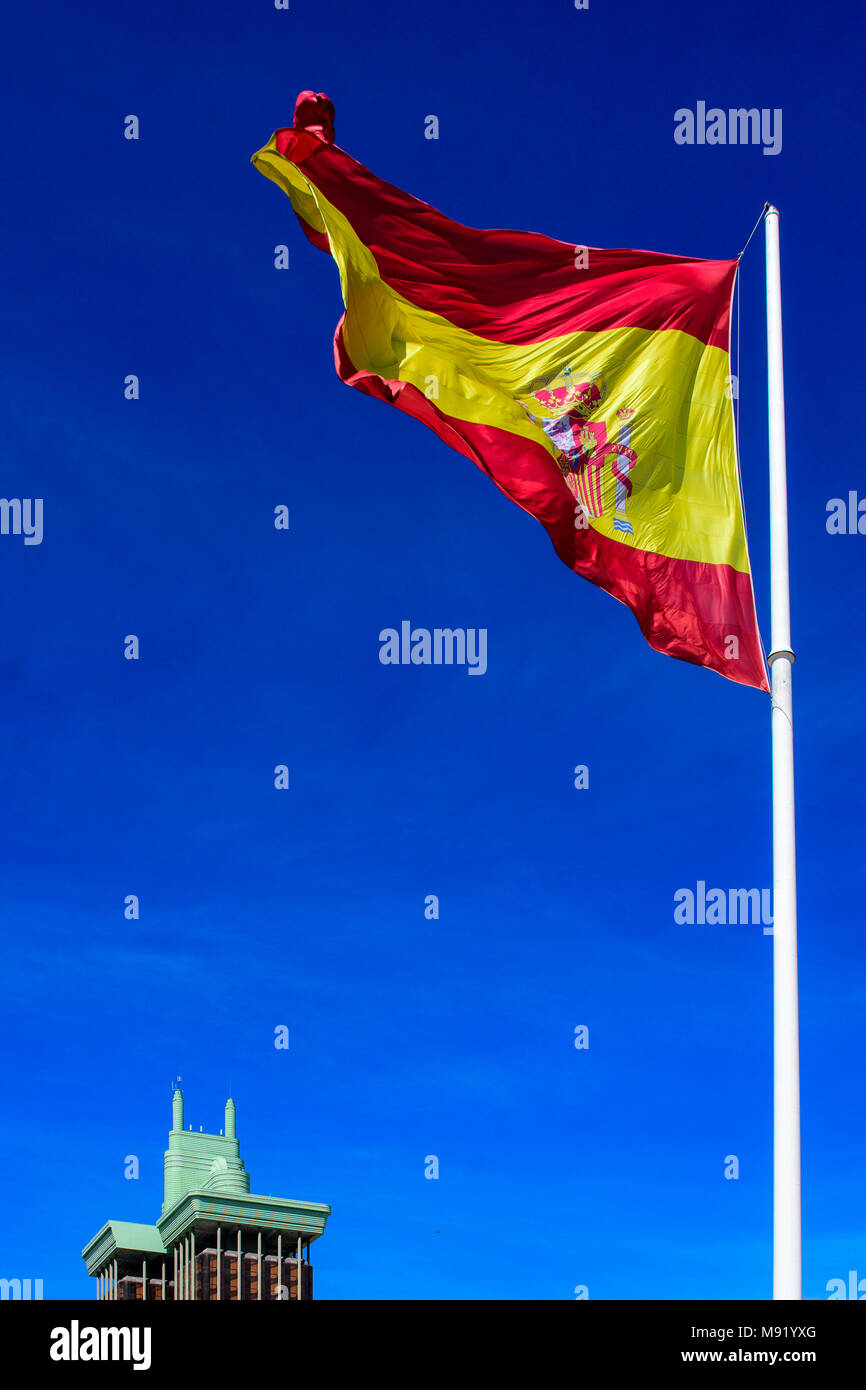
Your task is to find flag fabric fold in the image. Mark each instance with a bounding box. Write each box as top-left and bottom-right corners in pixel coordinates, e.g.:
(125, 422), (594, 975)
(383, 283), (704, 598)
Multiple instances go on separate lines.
(252, 91), (768, 691)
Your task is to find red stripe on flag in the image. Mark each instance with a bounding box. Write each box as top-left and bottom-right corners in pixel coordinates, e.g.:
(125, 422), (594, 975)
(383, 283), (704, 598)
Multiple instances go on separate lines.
(274, 129), (736, 351)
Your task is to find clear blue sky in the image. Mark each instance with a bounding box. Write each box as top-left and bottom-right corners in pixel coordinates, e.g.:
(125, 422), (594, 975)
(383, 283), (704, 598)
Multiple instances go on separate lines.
(1, 0), (862, 1300)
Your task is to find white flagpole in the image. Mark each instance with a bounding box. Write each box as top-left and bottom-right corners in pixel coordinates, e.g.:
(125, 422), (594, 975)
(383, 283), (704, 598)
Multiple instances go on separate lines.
(764, 205), (801, 1300)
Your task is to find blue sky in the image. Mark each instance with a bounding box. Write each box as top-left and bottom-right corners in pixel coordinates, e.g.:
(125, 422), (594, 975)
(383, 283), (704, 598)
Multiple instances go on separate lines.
(1, 0), (863, 1299)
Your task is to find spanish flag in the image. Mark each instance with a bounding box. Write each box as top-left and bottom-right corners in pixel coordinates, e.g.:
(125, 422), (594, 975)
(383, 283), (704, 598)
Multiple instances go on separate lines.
(252, 92), (768, 691)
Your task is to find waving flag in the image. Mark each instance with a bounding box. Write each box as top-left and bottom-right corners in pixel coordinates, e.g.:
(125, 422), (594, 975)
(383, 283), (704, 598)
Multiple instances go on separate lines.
(252, 92), (767, 690)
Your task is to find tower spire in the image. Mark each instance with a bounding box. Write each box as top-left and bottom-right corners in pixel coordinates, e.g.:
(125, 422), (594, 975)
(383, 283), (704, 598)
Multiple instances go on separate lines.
(172, 1082), (184, 1133)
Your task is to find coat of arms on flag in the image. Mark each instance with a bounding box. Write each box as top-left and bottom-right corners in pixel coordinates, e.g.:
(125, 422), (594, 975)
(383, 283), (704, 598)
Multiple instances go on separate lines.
(522, 369), (637, 535)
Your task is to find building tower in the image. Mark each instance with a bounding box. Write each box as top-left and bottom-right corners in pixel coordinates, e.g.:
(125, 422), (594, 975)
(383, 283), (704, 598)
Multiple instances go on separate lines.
(81, 1087), (330, 1300)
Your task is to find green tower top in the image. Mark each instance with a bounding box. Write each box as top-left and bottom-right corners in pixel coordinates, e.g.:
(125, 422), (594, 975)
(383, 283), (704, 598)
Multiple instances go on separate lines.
(162, 1089), (250, 1214)
(82, 1084), (331, 1293)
